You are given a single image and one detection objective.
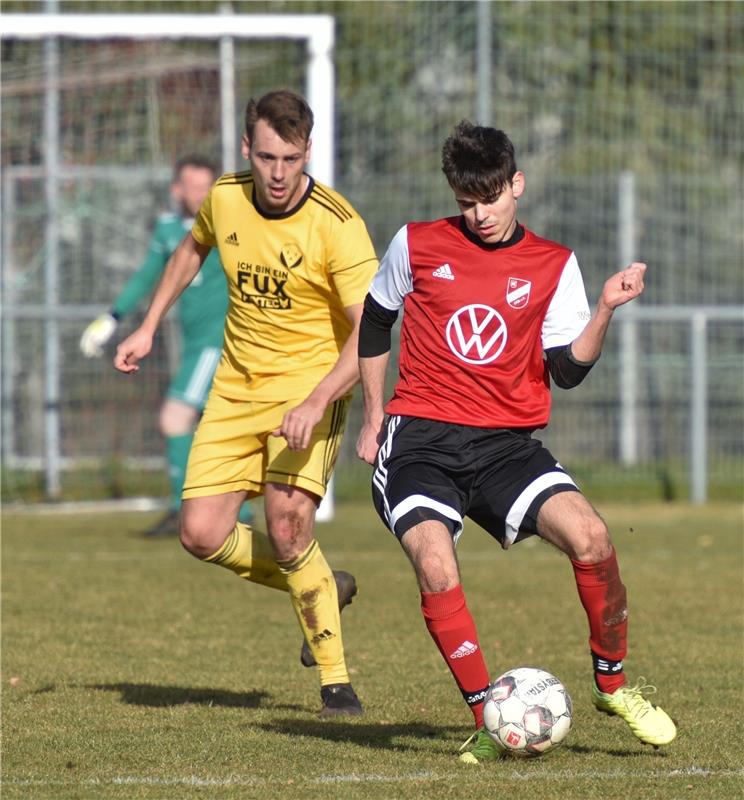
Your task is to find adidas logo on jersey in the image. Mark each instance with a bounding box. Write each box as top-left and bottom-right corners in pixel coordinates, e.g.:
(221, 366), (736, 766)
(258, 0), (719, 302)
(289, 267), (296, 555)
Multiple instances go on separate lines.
(432, 263), (455, 280)
(449, 640), (478, 659)
(224, 232), (239, 245)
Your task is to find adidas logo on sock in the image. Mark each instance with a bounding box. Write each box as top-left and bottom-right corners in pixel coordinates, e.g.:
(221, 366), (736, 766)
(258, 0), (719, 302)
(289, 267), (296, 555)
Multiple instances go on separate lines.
(432, 263), (455, 280)
(311, 628), (336, 645)
(449, 640), (478, 659)
(595, 657), (624, 673)
(224, 231), (239, 245)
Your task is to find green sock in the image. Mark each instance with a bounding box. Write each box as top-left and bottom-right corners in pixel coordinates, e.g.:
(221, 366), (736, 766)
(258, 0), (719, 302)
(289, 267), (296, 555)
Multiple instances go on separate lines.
(165, 433), (194, 511)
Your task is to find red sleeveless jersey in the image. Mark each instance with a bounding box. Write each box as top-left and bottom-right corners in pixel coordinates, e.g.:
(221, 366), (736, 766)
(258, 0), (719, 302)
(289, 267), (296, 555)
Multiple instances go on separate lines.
(369, 218), (591, 428)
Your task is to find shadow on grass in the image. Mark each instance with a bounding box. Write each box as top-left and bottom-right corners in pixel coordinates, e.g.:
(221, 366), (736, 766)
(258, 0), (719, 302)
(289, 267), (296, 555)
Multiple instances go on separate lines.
(259, 720), (660, 758)
(257, 718), (467, 753)
(82, 683), (294, 709)
(563, 742), (661, 758)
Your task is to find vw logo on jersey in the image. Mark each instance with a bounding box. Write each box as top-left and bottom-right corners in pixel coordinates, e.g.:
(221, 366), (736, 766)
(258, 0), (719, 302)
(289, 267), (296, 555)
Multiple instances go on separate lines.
(506, 277), (531, 309)
(445, 304), (508, 365)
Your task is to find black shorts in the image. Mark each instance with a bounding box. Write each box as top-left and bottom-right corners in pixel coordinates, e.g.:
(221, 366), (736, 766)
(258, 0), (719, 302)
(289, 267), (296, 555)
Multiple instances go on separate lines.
(372, 415), (579, 548)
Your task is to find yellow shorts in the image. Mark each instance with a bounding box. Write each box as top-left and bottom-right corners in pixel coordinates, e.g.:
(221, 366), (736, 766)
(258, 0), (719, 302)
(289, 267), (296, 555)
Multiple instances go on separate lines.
(182, 392), (350, 500)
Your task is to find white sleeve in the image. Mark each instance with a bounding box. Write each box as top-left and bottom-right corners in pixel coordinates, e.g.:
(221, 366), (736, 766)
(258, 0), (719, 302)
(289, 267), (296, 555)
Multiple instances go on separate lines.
(541, 252), (592, 349)
(368, 225), (413, 312)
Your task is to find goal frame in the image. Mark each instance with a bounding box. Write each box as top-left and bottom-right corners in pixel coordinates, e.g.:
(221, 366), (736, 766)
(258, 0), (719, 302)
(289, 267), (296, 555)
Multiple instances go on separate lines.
(0, 13), (335, 182)
(1, 13), (336, 510)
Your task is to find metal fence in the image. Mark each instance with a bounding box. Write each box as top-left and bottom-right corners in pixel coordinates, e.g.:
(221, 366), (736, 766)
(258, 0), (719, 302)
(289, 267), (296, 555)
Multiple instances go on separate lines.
(2, 2), (743, 504)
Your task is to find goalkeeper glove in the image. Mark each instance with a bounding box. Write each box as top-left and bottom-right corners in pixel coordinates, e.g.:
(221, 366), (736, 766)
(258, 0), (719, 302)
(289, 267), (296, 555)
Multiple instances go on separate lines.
(80, 313), (118, 357)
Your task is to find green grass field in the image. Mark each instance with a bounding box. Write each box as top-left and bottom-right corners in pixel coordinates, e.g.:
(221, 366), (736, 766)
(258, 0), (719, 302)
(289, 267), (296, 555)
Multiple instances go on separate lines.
(2, 502), (743, 799)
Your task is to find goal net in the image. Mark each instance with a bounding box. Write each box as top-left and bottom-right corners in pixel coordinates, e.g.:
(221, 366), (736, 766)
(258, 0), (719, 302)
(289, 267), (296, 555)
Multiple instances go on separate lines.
(1, 13), (335, 506)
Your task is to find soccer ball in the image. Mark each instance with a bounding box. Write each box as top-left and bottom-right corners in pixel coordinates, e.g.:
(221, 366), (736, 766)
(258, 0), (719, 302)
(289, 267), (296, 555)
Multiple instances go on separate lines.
(483, 667), (573, 756)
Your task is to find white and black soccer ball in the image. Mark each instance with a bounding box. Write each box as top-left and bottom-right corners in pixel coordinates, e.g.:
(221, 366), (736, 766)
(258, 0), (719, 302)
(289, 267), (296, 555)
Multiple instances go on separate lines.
(483, 667), (573, 756)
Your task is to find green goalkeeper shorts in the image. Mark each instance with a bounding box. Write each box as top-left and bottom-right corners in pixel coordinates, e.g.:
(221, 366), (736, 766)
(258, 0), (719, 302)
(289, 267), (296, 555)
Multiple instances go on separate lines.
(166, 346), (222, 410)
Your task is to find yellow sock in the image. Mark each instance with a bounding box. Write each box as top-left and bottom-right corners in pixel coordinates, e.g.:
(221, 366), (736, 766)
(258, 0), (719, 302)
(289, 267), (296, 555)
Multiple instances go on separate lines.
(204, 523), (288, 591)
(279, 539), (349, 686)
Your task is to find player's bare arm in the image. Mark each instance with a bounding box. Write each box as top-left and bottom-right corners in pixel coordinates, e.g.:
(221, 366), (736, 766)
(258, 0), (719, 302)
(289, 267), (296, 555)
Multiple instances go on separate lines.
(356, 352), (390, 465)
(570, 262), (646, 365)
(114, 233), (211, 374)
(274, 303), (365, 451)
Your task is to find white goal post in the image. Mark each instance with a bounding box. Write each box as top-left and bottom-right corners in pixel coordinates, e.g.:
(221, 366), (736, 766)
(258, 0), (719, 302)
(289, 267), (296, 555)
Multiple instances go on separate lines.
(1, 13), (335, 181)
(1, 12), (337, 517)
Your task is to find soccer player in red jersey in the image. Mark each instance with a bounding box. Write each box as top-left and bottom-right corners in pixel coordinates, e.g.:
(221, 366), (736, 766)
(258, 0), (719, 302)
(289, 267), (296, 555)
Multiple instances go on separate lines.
(356, 121), (676, 762)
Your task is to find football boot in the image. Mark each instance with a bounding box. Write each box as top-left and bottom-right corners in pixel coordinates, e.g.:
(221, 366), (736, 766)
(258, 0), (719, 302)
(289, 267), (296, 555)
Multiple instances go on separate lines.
(458, 728), (506, 764)
(318, 683), (363, 717)
(592, 678), (677, 747)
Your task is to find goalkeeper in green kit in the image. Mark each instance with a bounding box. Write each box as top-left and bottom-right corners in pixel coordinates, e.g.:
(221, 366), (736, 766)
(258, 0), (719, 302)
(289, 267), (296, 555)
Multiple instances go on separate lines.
(80, 154), (249, 537)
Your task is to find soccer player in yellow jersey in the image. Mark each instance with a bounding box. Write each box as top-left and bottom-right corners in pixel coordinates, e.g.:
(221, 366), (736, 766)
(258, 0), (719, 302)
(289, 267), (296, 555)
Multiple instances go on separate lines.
(114, 90), (378, 716)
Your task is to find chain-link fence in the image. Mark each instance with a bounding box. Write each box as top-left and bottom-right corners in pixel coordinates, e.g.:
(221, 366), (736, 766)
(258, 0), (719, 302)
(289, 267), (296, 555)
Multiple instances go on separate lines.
(2, 1), (742, 503)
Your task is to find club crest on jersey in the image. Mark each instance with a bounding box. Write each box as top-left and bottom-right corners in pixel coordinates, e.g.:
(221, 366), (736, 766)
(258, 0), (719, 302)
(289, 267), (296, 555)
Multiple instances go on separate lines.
(506, 277), (531, 309)
(445, 304), (508, 365)
(280, 243), (303, 269)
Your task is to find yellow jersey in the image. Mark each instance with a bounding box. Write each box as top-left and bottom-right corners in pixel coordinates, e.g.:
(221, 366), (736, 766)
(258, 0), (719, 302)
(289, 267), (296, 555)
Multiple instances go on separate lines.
(192, 173), (378, 401)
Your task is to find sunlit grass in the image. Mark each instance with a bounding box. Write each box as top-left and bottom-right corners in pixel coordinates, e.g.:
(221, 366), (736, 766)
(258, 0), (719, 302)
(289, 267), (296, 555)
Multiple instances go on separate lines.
(2, 503), (742, 799)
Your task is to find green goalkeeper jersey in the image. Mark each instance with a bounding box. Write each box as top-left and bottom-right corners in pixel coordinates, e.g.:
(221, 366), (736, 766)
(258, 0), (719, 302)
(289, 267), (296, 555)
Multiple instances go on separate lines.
(112, 212), (227, 349)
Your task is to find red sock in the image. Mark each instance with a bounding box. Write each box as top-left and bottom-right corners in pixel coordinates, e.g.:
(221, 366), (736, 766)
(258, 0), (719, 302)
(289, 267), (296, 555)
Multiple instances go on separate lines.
(572, 549), (628, 694)
(420, 584), (491, 728)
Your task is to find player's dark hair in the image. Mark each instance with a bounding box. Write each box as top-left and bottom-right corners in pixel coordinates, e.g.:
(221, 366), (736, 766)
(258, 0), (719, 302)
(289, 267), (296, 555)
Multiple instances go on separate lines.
(244, 90), (314, 147)
(173, 154), (217, 180)
(441, 120), (517, 200)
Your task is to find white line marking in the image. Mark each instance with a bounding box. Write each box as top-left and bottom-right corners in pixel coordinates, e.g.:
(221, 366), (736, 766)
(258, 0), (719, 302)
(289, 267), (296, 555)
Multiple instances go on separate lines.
(3, 497), (167, 515)
(5, 552), (183, 563)
(3, 767), (743, 789)
(313, 771), (435, 783)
